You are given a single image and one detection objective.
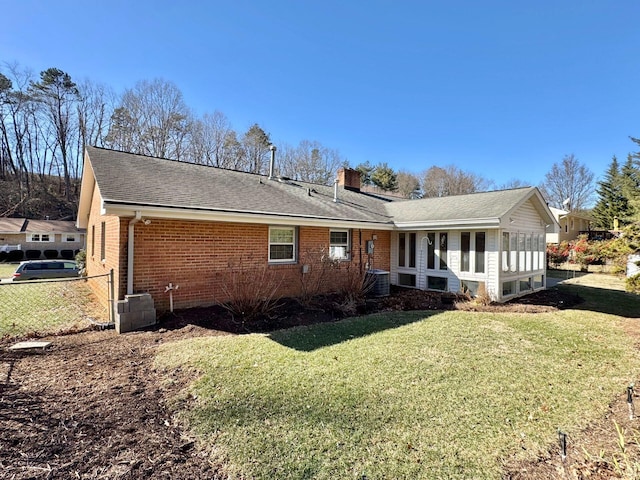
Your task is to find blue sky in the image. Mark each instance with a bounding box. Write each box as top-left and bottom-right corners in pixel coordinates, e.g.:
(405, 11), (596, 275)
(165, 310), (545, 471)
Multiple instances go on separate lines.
(2, 0), (638, 188)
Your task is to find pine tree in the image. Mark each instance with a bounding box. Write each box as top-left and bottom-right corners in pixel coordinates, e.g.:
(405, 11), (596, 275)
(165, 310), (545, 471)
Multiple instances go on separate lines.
(371, 162), (398, 191)
(591, 156), (629, 229)
(623, 141), (640, 222)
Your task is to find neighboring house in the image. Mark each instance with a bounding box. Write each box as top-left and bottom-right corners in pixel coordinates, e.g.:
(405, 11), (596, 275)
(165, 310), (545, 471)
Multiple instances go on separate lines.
(0, 217), (85, 259)
(77, 147), (557, 325)
(546, 207), (592, 244)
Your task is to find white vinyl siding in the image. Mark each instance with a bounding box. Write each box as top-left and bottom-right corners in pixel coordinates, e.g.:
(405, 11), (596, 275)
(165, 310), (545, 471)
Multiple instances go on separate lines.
(27, 233), (53, 242)
(498, 199), (547, 300)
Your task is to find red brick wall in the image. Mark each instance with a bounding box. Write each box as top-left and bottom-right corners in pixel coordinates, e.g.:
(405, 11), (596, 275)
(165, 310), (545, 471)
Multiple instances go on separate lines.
(125, 219), (391, 312)
(85, 186), (123, 307)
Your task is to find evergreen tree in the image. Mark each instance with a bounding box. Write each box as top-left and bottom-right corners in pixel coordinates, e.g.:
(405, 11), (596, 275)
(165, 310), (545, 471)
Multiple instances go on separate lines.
(591, 156), (630, 229)
(621, 155), (640, 221)
(370, 162), (398, 191)
(355, 161), (374, 186)
(30, 68), (80, 201)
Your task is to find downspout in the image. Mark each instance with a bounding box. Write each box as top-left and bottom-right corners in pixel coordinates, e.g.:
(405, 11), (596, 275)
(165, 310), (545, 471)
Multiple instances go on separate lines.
(127, 211), (142, 295)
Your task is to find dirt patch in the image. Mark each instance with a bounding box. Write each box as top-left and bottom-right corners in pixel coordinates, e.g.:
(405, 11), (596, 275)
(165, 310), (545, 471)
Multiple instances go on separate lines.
(0, 326), (226, 479)
(0, 286), (633, 479)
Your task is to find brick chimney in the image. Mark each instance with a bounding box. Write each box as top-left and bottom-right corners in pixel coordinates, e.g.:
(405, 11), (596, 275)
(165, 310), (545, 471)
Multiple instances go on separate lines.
(337, 167), (361, 192)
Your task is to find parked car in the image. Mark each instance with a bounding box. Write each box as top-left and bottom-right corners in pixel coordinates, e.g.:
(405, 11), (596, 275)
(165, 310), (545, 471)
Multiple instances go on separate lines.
(12, 260), (79, 281)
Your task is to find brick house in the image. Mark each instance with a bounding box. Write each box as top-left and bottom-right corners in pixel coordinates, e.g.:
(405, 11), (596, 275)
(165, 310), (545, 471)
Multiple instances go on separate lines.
(0, 218), (85, 260)
(77, 147), (556, 329)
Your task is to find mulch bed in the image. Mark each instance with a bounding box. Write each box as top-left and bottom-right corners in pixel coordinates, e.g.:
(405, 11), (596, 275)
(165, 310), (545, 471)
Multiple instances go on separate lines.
(0, 286), (627, 479)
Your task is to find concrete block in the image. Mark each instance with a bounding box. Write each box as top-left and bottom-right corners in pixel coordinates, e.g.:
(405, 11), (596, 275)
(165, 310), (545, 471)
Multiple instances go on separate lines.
(115, 294), (157, 333)
(116, 300), (129, 314)
(115, 312), (132, 334)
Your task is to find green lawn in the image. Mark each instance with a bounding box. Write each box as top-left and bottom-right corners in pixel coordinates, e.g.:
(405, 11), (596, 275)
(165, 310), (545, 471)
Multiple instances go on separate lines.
(0, 262), (16, 279)
(156, 304), (639, 479)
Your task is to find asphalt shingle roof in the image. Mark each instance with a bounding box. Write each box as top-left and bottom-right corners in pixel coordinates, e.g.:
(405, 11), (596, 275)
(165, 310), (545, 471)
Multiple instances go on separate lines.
(0, 218), (26, 233)
(86, 147), (394, 225)
(0, 218), (81, 234)
(384, 187), (538, 224)
(85, 147), (548, 228)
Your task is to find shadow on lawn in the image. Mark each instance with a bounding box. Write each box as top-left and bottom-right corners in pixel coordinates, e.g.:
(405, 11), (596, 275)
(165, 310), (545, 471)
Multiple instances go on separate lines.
(268, 310), (436, 352)
(557, 284), (640, 318)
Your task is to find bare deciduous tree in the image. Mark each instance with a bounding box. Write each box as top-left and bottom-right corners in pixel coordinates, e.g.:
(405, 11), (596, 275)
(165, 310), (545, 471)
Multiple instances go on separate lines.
(539, 154), (595, 210)
(421, 165), (489, 198)
(189, 110), (233, 167)
(396, 170), (421, 198)
(279, 140), (343, 185)
(105, 78), (193, 160)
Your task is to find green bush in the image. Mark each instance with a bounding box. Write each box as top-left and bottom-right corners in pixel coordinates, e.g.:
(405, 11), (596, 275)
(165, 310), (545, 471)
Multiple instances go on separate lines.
(627, 273), (640, 294)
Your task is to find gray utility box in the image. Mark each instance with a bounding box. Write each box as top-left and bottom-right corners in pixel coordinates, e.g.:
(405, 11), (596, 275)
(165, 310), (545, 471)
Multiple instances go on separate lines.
(115, 293), (156, 333)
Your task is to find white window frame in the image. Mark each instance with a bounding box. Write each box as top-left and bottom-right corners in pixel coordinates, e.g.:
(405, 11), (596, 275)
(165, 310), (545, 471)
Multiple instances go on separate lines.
(27, 233), (53, 243)
(426, 231), (448, 271)
(63, 233), (78, 243)
(329, 229), (350, 260)
(461, 231), (486, 274)
(268, 226), (297, 263)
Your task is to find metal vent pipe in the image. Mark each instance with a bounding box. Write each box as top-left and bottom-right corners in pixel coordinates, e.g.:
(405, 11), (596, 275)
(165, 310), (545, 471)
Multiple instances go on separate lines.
(268, 145), (276, 180)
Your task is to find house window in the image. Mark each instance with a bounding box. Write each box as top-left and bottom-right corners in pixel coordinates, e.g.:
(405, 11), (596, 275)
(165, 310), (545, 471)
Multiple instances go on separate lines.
(398, 232), (416, 268)
(461, 280), (480, 297)
(427, 275), (448, 291)
(525, 234), (532, 271)
(63, 234), (77, 243)
(91, 225), (95, 257)
(398, 273), (417, 287)
(502, 281), (516, 296)
(533, 275), (544, 289)
(502, 232), (510, 272)
(510, 233), (518, 272)
(427, 232), (447, 271)
(330, 230), (350, 260)
(409, 233), (416, 268)
(27, 233), (53, 242)
(519, 278), (532, 292)
(475, 232), (485, 273)
(518, 233), (526, 272)
(532, 234), (539, 270)
(461, 232), (470, 272)
(439, 233), (448, 270)
(269, 226), (296, 262)
(100, 222), (106, 262)
(427, 232), (435, 269)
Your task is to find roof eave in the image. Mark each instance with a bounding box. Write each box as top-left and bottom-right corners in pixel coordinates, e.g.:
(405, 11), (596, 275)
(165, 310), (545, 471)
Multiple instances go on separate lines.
(102, 202), (395, 230)
(76, 151), (96, 229)
(393, 218), (501, 230)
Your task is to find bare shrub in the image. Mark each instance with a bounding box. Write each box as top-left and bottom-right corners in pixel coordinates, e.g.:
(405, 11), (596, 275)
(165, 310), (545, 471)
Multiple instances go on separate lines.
(473, 282), (493, 306)
(217, 256), (283, 322)
(298, 247), (339, 306)
(334, 261), (376, 316)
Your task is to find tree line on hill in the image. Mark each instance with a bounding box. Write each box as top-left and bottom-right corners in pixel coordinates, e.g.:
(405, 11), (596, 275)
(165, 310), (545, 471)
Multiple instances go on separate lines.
(1, 61), (639, 230)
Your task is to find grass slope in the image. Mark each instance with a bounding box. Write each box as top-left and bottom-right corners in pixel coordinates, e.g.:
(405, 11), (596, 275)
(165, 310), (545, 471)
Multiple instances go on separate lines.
(157, 309), (638, 479)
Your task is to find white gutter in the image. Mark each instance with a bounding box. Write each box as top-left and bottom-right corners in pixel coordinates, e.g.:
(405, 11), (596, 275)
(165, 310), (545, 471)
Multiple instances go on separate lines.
(104, 203), (396, 230)
(127, 211), (142, 295)
(393, 218), (501, 230)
